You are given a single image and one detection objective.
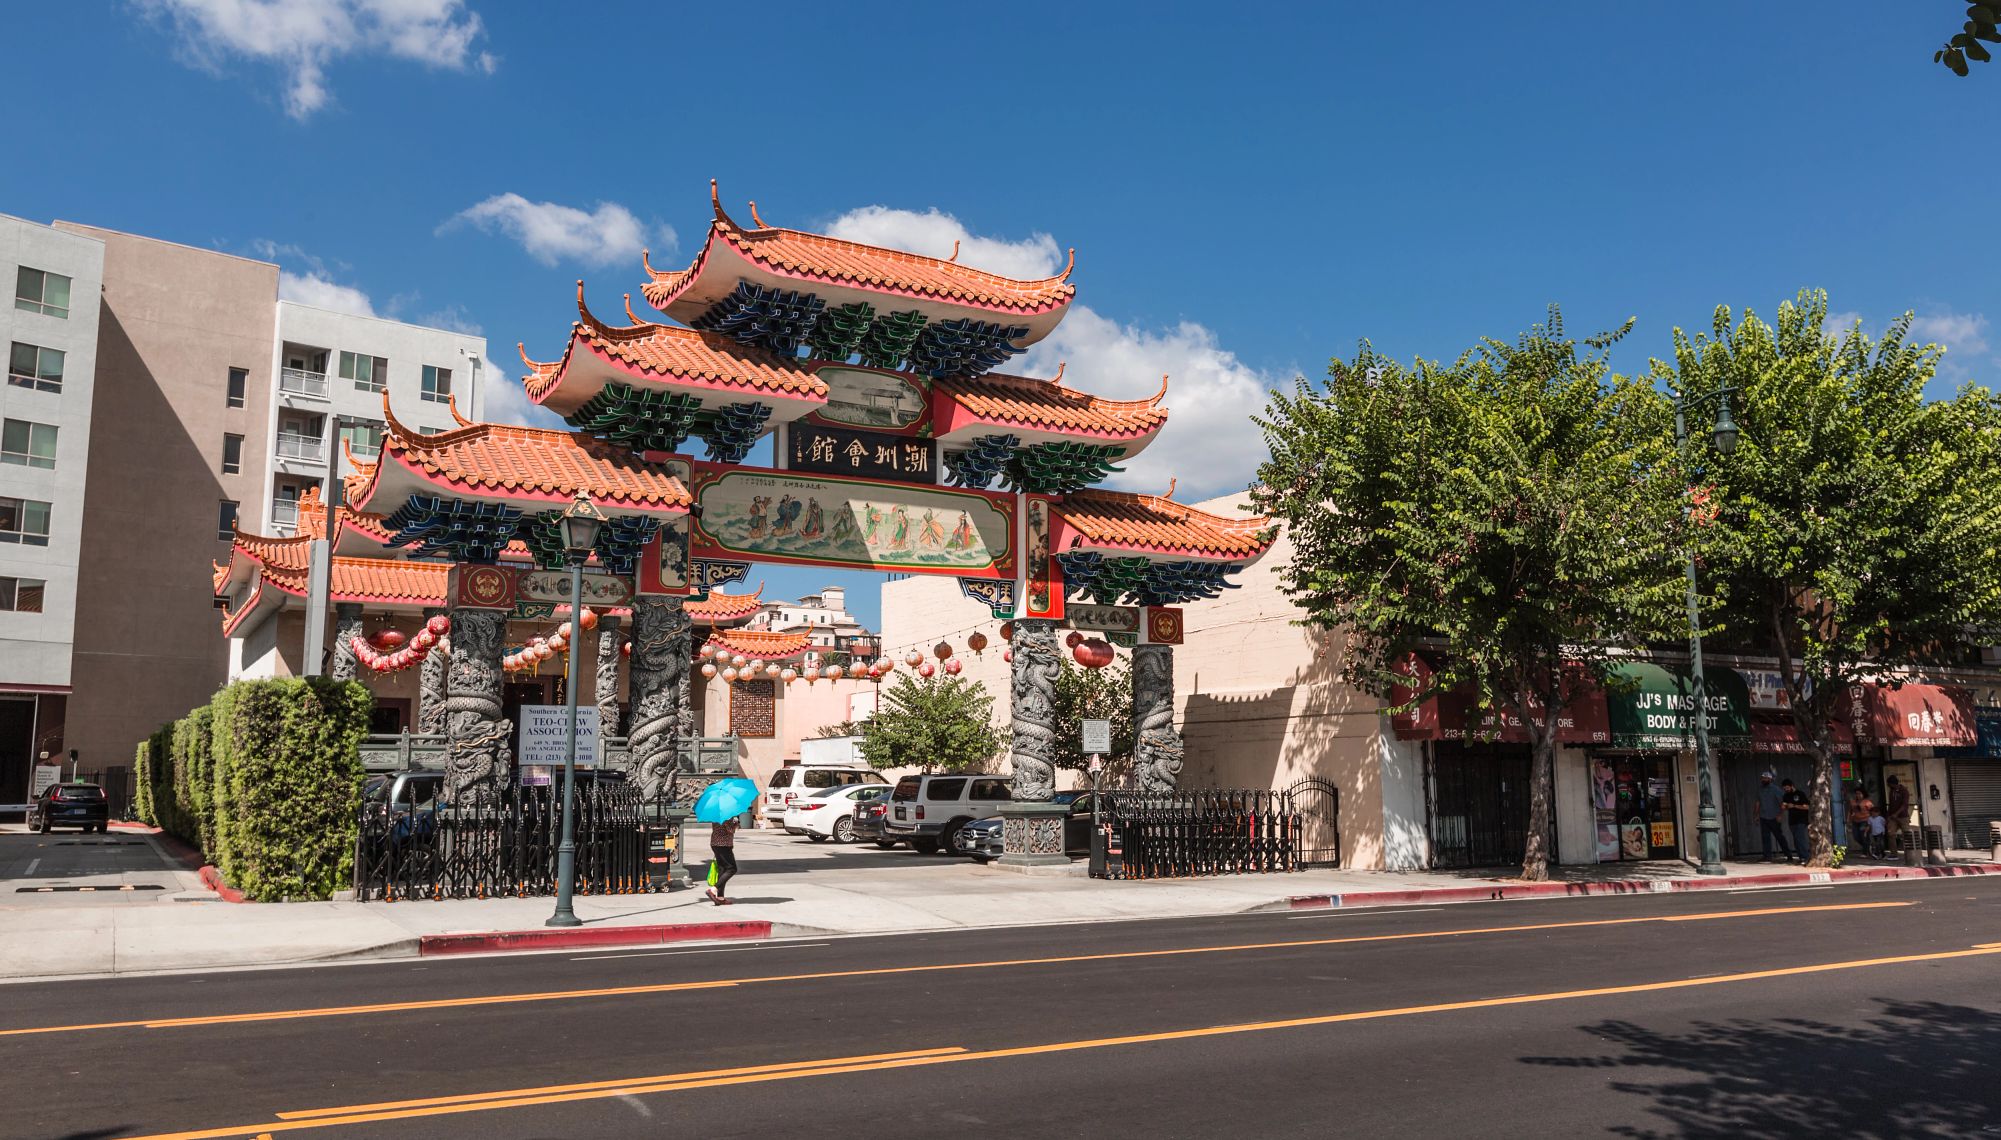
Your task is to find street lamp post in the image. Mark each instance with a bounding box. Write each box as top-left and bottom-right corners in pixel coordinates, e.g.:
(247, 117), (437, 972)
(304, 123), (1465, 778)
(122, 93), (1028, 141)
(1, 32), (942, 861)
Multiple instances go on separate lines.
(548, 492), (607, 928)
(1675, 386), (1738, 877)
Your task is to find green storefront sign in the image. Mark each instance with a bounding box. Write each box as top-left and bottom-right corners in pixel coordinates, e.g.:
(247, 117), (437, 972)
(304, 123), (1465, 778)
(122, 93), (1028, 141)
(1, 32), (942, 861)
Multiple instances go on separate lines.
(1605, 663), (1750, 750)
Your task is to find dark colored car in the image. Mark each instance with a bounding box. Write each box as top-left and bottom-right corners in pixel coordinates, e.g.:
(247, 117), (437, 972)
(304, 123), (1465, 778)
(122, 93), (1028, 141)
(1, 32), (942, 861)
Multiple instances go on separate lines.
(957, 790), (1119, 862)
(29, 782), (109, 834)
(852, 791), (897, 848)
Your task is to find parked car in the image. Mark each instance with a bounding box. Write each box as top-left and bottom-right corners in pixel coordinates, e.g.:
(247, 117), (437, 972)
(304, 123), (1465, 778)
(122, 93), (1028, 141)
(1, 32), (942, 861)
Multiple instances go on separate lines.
(28, 782), (109, 834)
(852, 794), (896, 848)
(954, 790), (1118, 862)
(361, 771), (444, 847)
(883, 774), (1012, 854)
(783, 784), (889, 842)
(762, 766), (886, 826)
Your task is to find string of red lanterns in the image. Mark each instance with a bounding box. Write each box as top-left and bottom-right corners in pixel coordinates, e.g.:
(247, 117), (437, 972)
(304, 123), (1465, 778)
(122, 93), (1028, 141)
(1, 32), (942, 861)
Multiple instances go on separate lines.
(352, 614), (450, 675)
(503, 608), (598, 673)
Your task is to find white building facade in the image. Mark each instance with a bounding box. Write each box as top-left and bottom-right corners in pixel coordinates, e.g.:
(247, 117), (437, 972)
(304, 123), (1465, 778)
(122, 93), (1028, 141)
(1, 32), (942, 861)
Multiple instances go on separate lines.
(265, 302), (489, 534)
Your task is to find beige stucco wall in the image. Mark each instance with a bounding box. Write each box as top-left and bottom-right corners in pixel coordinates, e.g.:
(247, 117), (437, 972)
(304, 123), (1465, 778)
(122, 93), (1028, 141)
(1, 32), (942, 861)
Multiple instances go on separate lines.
(56, 225), (279, 773)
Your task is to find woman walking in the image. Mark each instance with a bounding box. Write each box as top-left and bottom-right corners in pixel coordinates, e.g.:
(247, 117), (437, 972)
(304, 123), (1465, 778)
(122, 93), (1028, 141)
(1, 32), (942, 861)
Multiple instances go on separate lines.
(706, 817), (739, 905)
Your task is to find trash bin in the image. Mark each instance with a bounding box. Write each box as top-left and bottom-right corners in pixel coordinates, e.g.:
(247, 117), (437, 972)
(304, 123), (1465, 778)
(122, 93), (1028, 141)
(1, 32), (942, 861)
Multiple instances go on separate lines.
(642, 822), (680, 890)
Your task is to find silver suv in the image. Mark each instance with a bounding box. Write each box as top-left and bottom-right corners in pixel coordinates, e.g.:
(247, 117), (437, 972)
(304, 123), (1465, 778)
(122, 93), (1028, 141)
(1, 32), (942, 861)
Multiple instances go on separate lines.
(882, 774), (1011, 854)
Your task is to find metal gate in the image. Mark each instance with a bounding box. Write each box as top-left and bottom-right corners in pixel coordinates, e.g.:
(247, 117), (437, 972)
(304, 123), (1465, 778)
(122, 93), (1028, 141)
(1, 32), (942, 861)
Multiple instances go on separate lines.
(1948, 762), (2001, 850)
(1429, 742), (1532, 869)
(354, 779), (652, 901)
(1101, 789), (1304, 879)
(1285, 778), (1342, 868)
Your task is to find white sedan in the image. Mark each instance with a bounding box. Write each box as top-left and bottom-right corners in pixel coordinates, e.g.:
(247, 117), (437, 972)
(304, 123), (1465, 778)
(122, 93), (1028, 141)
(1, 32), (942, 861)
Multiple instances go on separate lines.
(783, 784), (889, 843)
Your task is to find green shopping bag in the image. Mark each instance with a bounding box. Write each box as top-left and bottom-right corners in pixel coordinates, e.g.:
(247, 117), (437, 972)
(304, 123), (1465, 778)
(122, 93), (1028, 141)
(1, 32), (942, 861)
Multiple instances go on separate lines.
(706, 859), (720, 887)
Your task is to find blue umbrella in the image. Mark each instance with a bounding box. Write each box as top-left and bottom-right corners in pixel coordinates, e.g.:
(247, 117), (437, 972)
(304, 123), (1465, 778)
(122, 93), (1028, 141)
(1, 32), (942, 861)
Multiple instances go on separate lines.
(693, 778), (759, 824)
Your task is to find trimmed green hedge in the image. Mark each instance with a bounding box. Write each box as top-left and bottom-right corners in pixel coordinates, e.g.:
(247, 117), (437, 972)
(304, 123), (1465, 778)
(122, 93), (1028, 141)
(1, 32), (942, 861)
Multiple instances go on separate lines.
(138, 678), (370, 901)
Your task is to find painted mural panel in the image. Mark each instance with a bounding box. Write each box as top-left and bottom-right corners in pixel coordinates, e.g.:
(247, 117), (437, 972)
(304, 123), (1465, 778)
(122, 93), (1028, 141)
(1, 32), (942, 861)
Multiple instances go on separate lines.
(688, 464), (1016, 579)
(808, 367), (930, 432)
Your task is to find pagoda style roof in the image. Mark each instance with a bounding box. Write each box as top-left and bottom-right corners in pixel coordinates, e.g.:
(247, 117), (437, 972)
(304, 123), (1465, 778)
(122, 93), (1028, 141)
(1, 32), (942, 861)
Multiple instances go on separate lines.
(348, 400), (693, 518)
(643, 184), (1074, 344)
(687, 585), (764, 624)
(520, 285), (828, 419)
(214, 526), (452, 635)
(1052, 489), (1274, 563)
(933, 367), (1169, 450)
(704, 628), (815, 661)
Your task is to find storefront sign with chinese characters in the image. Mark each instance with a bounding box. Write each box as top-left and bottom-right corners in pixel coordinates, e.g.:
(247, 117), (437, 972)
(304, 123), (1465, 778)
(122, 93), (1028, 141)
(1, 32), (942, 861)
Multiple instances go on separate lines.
(787, 423), (936, 485)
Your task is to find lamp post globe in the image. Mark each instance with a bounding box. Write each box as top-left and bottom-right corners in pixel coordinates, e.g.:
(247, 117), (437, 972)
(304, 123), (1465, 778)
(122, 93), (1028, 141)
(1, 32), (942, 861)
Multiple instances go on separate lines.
(548, 492), (608, 928)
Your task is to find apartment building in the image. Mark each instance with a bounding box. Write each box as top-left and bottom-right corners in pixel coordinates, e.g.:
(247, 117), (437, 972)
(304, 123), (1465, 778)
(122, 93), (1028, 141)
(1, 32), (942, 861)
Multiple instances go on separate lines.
(266, 302), (488, 533)
(748, 586), (879, 660)
(0, 216), (103, 806)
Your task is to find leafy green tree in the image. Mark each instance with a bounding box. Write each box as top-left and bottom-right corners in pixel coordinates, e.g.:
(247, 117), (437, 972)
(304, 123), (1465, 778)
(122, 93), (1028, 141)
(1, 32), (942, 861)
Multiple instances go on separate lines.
(1666, 290), (2001, 865)
(1937, 3), (2000, 74)
(856, 673), (1005, 773)
(1253, 309), (1687, 880)
(1050, 658), (1135, 780)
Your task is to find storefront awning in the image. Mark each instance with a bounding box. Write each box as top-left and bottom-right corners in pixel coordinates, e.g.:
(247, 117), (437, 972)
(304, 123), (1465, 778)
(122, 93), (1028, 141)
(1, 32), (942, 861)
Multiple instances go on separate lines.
(1937, 709), (2001, 760)
(1836, 683), (1977, 748)
(1749, 716), (1856, 755)
(1603, 663), (1750, 751)
(1388, 654), (1610, 745)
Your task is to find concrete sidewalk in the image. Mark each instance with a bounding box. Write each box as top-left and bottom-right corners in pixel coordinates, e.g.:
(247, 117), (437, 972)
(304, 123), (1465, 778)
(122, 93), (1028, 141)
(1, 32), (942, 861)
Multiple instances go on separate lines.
(3, 826), (1995, 981)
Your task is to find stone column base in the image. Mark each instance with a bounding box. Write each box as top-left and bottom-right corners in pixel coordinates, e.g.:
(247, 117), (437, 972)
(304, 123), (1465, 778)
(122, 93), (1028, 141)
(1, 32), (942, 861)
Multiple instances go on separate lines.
(1000, 801), (1071, 867)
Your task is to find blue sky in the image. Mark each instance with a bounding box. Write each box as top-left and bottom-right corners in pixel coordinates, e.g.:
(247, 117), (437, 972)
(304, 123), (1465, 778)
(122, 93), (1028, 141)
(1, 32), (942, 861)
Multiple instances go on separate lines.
(5, 2), (1996, 630)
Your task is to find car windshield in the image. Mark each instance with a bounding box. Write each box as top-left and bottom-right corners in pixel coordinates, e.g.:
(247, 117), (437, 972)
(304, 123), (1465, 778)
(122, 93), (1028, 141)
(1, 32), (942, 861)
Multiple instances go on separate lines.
(363, 777), (390, 803)
(1051, 791), (1084, 805)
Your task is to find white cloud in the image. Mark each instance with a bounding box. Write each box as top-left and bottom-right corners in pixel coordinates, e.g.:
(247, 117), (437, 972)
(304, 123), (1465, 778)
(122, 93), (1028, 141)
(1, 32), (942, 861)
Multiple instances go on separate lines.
(279, 270), (377, 317)
(1910, 309), (1990, 357)
(442, 194), (663, 268)
(137, 0), (497, 119)
(480, 358), (567, 430)
(416, 304), (481, 335)
(824, 207), (1064, 281)
(822, 207), (1282, 500)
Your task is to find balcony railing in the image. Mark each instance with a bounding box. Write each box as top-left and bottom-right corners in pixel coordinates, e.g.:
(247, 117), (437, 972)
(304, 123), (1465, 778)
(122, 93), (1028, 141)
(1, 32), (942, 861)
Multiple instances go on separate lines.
(271, 498), (300, 528)
(276, 432), (325, 463)
(279, 367), (329, 399)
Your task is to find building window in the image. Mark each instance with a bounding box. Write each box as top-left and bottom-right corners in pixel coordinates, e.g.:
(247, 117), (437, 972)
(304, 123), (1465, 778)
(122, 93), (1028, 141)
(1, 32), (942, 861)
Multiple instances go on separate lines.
(421, 365), (452, 404)
(1, 419), (57, 469)
(217, 500), (238, 540)
(340, 351), (387, 393)
(0, 497), (51, 546)
(227, 367), (247, 408)
(0, 577), (44, 613)
(338, 420), (385, 459)
(8, 342), (63, 393)
(14, 267), (71, 319)
(222, 433), (244, 475)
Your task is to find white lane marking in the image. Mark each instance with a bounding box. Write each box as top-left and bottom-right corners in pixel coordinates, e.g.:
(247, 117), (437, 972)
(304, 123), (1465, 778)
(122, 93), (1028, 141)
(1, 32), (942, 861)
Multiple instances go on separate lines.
(1727, 885), (1835, 894)
(23, 859), (38, 877)
(573, 942), (830, 962)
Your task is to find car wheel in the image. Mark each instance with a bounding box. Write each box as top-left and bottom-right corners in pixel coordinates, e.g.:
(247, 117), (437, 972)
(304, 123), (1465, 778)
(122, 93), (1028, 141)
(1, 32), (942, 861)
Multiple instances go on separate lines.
(874, 839), (899, 849)
(833, 817), (854, 843)
(27, 813), (41, 834)
(911, 838), (940, 855)
(937, 819), (968, 855)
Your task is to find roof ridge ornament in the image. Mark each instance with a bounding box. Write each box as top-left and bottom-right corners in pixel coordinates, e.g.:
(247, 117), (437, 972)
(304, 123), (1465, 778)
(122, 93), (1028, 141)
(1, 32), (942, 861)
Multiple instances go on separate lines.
(1058, 247), (1075, 282)
(709, 178), (741, 230)
(623, 293), (646, 327)
(949, 240), (961, 262)
(749, 200), (770, 229)
(518, 341), (554, 371)
(446, 393), (473, 427)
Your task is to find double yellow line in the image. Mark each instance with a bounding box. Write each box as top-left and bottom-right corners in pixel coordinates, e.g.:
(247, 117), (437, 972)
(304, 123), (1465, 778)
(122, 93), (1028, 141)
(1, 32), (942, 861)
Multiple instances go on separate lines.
(122, 937), (2001, 1140)
(0, 900), (1913, 1040)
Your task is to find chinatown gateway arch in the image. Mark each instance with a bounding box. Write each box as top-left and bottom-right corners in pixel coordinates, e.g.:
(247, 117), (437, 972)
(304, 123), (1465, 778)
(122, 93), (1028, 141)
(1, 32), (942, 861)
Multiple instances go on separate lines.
(215, 183), (1275, 867)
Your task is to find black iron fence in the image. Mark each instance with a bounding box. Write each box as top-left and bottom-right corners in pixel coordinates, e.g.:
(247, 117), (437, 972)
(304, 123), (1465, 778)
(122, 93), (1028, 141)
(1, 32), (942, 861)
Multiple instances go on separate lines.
(1101, 787), (1337, 880)
(354, 780), (656, 901)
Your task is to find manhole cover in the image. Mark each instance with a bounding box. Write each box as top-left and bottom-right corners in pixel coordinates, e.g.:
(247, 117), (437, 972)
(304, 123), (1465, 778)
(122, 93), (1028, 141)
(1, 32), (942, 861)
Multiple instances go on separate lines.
(15, 884), (167, 893)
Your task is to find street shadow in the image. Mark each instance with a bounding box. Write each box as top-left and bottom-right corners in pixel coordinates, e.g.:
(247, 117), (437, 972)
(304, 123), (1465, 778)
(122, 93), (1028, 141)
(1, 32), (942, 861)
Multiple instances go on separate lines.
(712, 896), (793, 906)
(1520, 999), (2001, 1138)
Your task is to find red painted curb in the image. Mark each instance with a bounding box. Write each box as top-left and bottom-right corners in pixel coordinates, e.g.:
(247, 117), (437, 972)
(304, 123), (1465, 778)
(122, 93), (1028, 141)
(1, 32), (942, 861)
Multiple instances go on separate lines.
(197, 865), (248, 904)
(419, 920), (774, 957)
(1290, 862), (2001, 911)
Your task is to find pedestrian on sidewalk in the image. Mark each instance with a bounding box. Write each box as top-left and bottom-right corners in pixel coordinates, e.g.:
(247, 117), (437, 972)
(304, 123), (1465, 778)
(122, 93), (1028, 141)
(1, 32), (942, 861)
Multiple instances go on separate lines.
(705, 817), (740, 905)
(1884, 775), (1912, 857)
(1780, 778), (1811, 861)
(1867, 808), (1888, 860)
(1755, 772), (1797, 863)
(1846, 783), (1875, 859)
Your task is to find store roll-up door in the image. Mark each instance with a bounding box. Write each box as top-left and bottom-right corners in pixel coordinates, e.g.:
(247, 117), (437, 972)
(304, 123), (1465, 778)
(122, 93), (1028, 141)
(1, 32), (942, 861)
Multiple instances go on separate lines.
(1948, 762), (2001, 849)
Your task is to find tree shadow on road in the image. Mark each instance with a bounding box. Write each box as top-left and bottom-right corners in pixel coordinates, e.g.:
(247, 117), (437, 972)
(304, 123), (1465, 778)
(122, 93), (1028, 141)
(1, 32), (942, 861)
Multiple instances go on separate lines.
(1520, 1000), (2001, 1138)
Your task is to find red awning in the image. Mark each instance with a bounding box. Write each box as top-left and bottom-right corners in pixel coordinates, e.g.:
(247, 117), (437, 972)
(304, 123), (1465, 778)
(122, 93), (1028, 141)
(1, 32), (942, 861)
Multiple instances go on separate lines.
(1389, 654), (1610, 745)
(1749, 717), (1856, 755)
(1836, 683), (1978, 748)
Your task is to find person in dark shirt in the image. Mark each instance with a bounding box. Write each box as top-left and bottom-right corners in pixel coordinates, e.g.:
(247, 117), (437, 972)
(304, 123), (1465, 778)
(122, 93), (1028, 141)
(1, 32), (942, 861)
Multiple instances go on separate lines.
(1884, 776), (1912, 857)
(1780, 778), (1811, 863)
(1755, 772), (1797, 863)
(706, 819), (739, 905)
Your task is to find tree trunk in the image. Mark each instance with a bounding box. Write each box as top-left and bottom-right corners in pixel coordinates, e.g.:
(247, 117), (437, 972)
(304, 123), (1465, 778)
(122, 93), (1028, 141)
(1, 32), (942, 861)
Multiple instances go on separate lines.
(1518, 697), (1558, 882)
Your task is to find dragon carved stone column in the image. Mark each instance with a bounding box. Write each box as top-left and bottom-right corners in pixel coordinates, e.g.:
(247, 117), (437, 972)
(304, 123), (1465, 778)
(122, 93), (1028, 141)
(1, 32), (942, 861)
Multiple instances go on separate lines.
(1000, 619), (1067, 864)
(1131, 643), (1185, 793)
(417, 607), (448, 736)
(329, 603), (365, 682)
(442, 607), (511, 807)
(595, 613), (625, 741)
(628, 597), (690, 803)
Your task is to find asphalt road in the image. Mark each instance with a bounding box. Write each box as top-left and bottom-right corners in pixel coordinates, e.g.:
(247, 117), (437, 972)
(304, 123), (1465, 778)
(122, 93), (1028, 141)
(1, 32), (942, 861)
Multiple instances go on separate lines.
(6, 877), (2000, 1139)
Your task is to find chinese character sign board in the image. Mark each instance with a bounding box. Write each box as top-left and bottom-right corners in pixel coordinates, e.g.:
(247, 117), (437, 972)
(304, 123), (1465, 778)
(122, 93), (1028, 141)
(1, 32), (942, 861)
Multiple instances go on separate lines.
(1023, 494), (1064, 620)
(787, 423), (936, 485)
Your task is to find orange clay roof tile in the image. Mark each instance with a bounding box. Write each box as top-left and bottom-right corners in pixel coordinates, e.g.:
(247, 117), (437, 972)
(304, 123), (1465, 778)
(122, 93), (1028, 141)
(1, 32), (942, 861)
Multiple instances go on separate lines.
(1056, 490), (1273, 559)
(375, 409), (691, 511)
(685, 586), (764, 622)
(938, 371), (1168, 438)
(522, 288), (828, 405)
(704, 629), (814, 660)
(643, 191), (1075, 316)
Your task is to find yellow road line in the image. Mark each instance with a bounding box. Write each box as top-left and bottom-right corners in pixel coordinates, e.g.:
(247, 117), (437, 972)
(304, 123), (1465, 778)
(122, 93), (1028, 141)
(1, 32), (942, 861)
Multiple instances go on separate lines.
(117, 940), (2001, 1140)
(0, 900), (1911, 1040)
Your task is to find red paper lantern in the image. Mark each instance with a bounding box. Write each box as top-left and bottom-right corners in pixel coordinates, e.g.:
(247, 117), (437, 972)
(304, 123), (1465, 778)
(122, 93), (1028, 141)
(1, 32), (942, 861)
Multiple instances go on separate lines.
(1073, 639), (1115, 669)
(999, 622), (1015, 642)
(967, 631), (988, 654)
(918, 661), (936, 678)
(426, 614), (451, 636)
(934, 641), (953, 661)
(621, 641), (632, 658)
(944, 658), (962, 675)
(1065, 630), (1085, 649)
(1002, 648), (1013, 663)
(368, 629), (406, 651)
